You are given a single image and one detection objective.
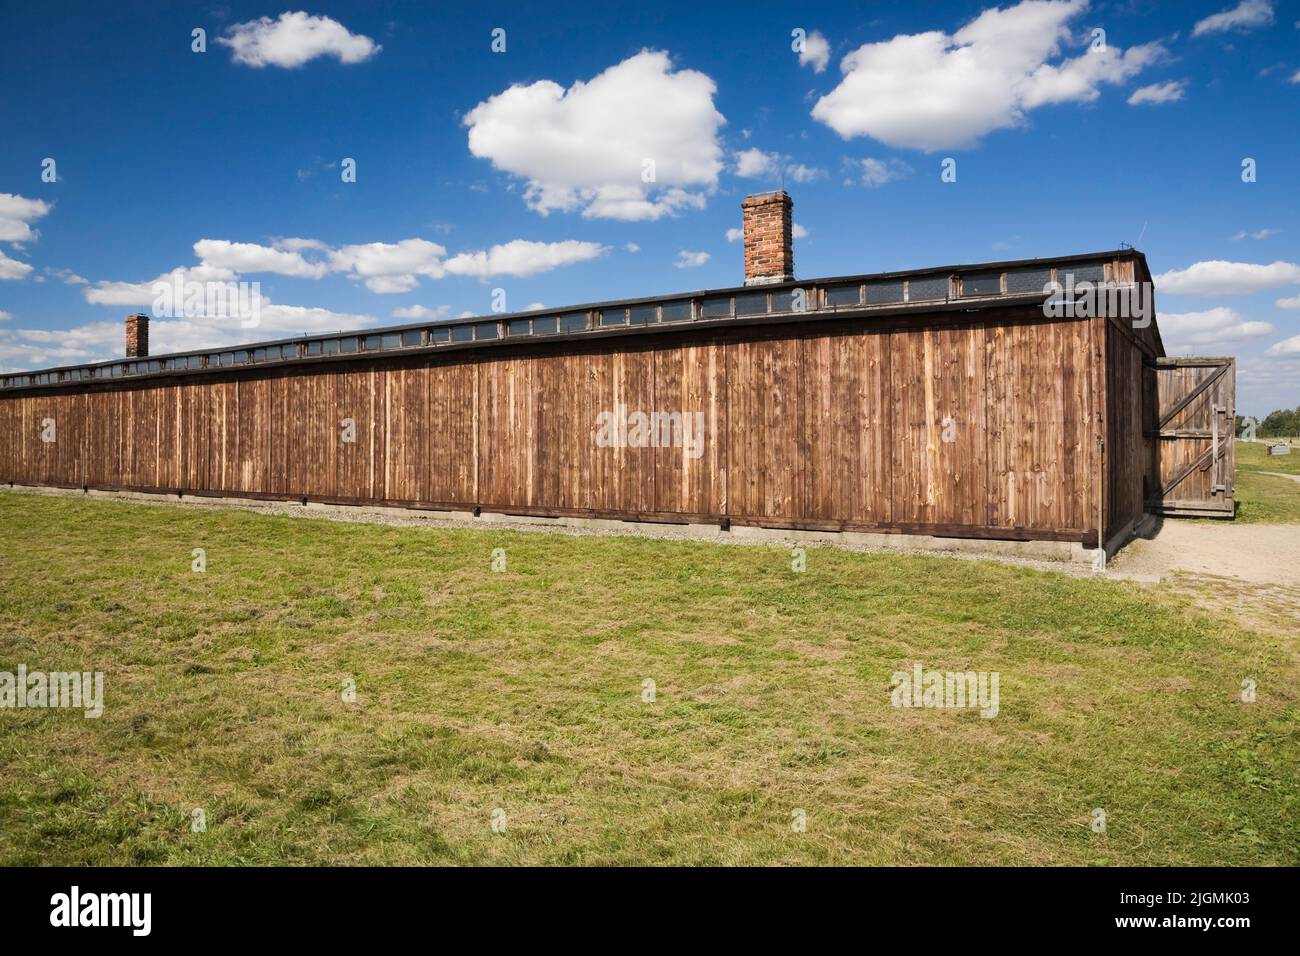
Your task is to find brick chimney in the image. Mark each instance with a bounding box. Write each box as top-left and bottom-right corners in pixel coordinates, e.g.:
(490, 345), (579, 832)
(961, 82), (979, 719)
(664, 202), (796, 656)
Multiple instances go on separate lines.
(741, 190), (794, 286)
(125, 313), (149, 358)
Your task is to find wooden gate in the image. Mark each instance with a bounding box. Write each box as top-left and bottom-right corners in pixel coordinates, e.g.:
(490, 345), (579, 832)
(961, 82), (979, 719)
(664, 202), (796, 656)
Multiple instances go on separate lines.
(1148, 357), (1236, 517)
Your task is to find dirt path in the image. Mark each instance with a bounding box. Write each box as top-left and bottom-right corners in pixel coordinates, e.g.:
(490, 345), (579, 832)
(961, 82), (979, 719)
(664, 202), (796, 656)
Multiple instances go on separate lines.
(1109, 521), (1300, 587)
(1260, 471), (1300, 483)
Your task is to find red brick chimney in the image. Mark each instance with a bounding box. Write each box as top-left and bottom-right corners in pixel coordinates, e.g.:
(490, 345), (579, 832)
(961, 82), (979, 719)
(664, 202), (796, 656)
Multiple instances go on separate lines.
(125, 313), (149, 358)
(741, 190), (794, 286)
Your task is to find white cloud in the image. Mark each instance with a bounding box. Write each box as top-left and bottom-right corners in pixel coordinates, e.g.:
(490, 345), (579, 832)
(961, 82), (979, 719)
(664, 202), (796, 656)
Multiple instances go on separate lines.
(785, 163), (824, 183)
(250, 303), (378, 334)
(799, 31), (831, 73)
(275, 237), (332, 253)
(1021, 41), (1162, 110)
(852, 157), (908, 187)
(80, 270), (371, 337)
(725, 227), (743, 243)
(1267, 333), (1300, 355)
(733, 148), (824, 183)
(675, 250), (710, 268)
(812, 0), (1163, 151)
(391, 304), (449, 321)
(464, 50), (725, 220)
(734, 148), (781, 179)
(443, 240), (608, 279)
(1237, 354), (1300, 412)
(0, 248), (33, 280)
(1275, 294), (1300, 309)
(1193, 1), (1274, 37)
(0, 311), (11, 320)
(625, 242), (640, 253)
(1157, 307), (1273, 348)
(328, 239), (447, 292)
(84, 231), (607, 306)
(525, 302), (545, 311)
(1292, 69), (1300, 84)
(0, 193), (51, 244)
(1127, 80), (1186, 105)
(218, 12), (380, 68)
(45, 267), (88, 285)
(1231, 227), (1280, 241)
(84, 264), (237, 306)
(1154, 260), (1300, 296)
(194, 239), (329, 278)
(362, 274), (421, 294)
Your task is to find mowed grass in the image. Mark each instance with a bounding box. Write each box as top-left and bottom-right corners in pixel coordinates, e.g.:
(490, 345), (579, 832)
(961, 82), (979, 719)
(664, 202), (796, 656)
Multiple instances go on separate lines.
(1233, 439), (1300, 523)
(0, 493), (1297, 866)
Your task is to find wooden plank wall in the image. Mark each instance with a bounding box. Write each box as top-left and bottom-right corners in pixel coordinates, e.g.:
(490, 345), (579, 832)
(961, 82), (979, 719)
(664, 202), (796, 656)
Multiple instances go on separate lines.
(1104, 320), (1149, 538)
(0, 311), (1104, 542)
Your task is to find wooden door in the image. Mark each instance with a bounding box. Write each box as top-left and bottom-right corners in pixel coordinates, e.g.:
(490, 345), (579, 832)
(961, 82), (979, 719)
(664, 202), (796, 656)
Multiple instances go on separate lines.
(1148, 357), (1235, 517)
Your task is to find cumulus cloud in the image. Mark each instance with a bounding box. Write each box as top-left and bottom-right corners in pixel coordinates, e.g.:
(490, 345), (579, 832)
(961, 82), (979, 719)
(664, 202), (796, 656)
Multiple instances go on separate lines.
(194, 239), (329, 278)
(0, 248), (33, 280)
(675, 250), (710, 268)
(799, 30), (831, 73)
(327, 239), (448, 292)
(1128, 80), (1186, 105)
(1154, 260), (1300, 296)
(84, 264), (237, 306)
(0, 311), (11, 320)
(733, 148), (824, 184)
(734, 148), (781, 179)
(443, 239), (607, 279)
(812, 0), (1163, 151)
(1275, 294), (1300, 309)
(0, 193), (51, 244)
(218, 12), (380, 68)
(1266, 333), (1300, 355)
(625, 242), (640, 253)
(83, 232), (607, 304)
(464, 50), (725, 220)
(391, 304), (450, 321)
(1157, 307), (1273, 348)
(725, 227), (743, 243)
(1193, 1), (1274, 37)
(0, 194), (51, 282)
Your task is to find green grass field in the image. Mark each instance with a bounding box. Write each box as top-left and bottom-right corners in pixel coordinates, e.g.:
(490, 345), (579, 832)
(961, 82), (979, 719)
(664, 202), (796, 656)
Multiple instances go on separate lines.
(1, 491), (1296, 866)
(1233, 439), (1300, 523)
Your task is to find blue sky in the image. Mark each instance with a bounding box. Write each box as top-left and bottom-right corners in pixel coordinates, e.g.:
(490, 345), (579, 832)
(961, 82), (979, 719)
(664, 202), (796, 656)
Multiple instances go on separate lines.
(1, 0), (1298, 414)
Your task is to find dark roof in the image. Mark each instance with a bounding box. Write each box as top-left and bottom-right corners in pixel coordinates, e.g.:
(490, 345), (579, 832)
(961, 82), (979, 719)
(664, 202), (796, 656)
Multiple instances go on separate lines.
(0, 249), (1152, 392)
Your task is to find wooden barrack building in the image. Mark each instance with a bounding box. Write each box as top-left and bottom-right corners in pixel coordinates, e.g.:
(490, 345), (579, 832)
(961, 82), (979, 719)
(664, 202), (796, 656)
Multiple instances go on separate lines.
(0, 191), (1236, 550)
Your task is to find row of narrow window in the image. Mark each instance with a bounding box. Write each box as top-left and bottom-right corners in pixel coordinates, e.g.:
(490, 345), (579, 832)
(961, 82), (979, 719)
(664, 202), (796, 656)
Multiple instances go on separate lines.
(0, 264), (1107, 389)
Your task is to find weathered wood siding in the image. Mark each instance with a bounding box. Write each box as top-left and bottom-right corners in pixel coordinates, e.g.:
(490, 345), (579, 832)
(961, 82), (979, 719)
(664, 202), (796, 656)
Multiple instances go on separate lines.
(0, 309), (1109, 542)
(1150, 358), (1236, 517)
